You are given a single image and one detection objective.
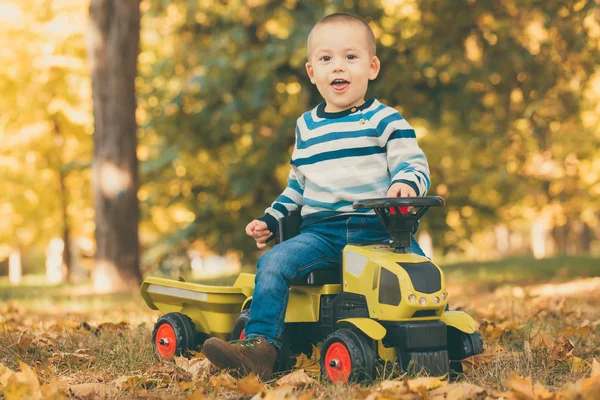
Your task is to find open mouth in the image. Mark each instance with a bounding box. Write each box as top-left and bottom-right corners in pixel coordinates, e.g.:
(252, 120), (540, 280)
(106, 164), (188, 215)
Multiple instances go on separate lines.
(331, 78), (350, 92)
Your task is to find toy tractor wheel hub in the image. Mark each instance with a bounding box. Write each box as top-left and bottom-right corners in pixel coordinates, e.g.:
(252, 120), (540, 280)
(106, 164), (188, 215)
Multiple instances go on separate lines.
(325, 342), (352, 383)
(155, 323), (177, 360)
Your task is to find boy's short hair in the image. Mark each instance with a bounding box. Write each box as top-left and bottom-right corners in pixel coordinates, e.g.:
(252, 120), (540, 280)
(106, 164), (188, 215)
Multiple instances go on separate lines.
(307, 12), (377, 58)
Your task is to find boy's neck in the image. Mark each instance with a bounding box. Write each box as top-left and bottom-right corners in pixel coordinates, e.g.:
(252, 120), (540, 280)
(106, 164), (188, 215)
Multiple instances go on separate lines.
(317, 98), (375, 119)
(324, 99), (366, 113)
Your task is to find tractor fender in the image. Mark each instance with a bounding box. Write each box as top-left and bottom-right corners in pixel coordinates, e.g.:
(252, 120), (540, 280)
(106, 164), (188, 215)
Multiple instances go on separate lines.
(241, 298), (252, 312)
(440, 311), (476, 334)
(337, 318), (386, 340)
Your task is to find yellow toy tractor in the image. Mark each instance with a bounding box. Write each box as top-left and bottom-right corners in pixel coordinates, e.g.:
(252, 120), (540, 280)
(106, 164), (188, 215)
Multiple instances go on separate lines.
(141, 196), (483, 384)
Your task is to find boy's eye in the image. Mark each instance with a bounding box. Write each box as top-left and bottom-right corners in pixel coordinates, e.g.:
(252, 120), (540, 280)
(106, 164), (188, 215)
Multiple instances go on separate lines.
(320, 56), (331, 62)
(347, 54), (357, 60)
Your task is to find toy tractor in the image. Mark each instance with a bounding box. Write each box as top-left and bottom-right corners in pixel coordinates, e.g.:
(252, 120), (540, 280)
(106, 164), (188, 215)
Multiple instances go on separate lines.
(141, 196), (483, 384)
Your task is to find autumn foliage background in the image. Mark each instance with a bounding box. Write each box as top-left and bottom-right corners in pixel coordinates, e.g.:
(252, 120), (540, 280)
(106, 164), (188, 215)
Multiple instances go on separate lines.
(0, 0), (599, 399)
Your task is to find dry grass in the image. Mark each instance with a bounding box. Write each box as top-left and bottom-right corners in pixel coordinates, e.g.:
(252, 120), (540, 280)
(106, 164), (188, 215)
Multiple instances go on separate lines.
(0, 256), (599, 399)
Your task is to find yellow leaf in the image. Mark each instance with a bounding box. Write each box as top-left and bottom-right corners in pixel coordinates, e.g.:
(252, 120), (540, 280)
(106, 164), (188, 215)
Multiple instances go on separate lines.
(175, 356), (212, 380)
(276, 369), (315, 387)
(570, 357), (589, 374)
(263, 386), (295, 400)
(558, 325), (594, 338)
(3, 377), (31, 400)
(236, 374), (265, 394)
(406, 376), (446, 391)
(430, 382), (485, 400)
(115, 375), (145, 391)
(378, 379), (410, 395)
(40, 376), (68, 400)
(185, 388), (206, 400)
(592, 358), (600, 377)
(0, 363), (12, 386)
(293, 345), (321, 376)
(505, 372), (535, 399)
(68, 383), (120, 398)
(209, 372), (237, 391)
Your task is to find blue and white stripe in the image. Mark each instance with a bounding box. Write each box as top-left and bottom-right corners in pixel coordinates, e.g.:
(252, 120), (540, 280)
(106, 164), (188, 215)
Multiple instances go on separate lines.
(258, 99), (430, 231)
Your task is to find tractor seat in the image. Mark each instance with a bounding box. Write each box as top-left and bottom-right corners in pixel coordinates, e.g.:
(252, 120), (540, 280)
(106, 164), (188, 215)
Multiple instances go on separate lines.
(277, 212), (341, 286)
(297, 268), (340, 285)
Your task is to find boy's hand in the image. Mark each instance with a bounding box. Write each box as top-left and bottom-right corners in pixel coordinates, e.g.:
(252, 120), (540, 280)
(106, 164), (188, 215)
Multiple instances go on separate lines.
(245, 220), (272, 249)
(387, 182), (416, 213)
(387, 182), (416, 198)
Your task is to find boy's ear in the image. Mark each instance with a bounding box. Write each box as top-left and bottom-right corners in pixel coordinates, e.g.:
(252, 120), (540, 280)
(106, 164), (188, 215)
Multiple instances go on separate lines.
(369, 56), (381, 80)
(305, 62), (316, 84)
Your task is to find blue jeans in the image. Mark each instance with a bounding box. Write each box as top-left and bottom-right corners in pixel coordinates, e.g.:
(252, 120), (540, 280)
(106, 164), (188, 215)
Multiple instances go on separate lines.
(244, 215), (426, 349)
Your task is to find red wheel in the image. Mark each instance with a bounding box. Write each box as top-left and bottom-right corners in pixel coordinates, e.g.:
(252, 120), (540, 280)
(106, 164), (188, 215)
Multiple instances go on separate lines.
(155, 323), (177, 359)
(320, 328), (376, 384)
(325, 342), (352, 383)
(152, 312), (201, 360)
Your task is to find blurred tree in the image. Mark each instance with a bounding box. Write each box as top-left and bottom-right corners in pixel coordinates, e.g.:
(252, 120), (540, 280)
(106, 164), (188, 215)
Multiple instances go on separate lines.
(137, 0), (600, 267)
(88, 0), (142, 290)
(0, 0), (93, 279)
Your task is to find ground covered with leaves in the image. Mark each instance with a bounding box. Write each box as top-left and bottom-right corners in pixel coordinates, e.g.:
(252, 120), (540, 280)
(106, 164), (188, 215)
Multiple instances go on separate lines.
(1, 256), (599, 399)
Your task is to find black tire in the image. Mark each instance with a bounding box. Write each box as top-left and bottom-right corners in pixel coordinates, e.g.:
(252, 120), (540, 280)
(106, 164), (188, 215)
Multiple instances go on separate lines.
(447, 328), (484, 373)
(321, 328), (377, 384)
(231, 310), (251, 341)
(152, 312), (201, 360)
(407, 350), (450, 377)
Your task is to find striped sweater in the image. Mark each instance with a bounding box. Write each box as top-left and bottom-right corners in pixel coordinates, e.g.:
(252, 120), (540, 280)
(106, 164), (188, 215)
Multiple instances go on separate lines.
(258, 98), (430, 233)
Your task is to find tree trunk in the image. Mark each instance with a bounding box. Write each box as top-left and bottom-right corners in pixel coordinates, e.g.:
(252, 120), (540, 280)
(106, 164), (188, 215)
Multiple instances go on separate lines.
(53, 120), (72, 282)
(88, 0), (141, 292)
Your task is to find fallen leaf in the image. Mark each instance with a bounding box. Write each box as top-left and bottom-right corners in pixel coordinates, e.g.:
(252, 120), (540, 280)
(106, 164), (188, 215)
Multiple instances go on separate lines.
(93, 321), (130, 335)
(570, 357), (589, 374)
(115, 375), (145, 391)
(430, 382), (485, 400)
(592, 358), (600, 377)
(258, 386), (295, 400)
(460, 350), (497, 373)
(406, 376), (446, 391)
(530, 332), (554, 350)
(558, 325), (594, 338)
(235, 373), (265, 394)
(68, 383), (120, 398)
(210, 372), (237, 391)
(50, 351), (96, 367)
(40, 376), (68, 399)
(185, 388), (206, 400)
(276, 369), (315, 387)
(293, 344), (321, 376)
(506, 372), (535, 399)
(550, 336), (574, 365)
(175, 356), (212, 380)
(209, 372), (264, 394)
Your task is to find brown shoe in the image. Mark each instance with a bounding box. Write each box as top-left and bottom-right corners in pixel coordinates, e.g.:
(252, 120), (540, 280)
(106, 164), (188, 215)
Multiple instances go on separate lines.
(203, 337), (277, 380)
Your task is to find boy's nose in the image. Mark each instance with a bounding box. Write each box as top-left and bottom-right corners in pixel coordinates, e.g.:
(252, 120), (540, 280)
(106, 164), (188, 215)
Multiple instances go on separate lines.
(332, 59), (345, 72)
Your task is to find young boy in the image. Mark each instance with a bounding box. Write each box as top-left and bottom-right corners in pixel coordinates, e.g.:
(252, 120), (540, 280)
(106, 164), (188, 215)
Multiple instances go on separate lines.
(203, 13), (430, 379)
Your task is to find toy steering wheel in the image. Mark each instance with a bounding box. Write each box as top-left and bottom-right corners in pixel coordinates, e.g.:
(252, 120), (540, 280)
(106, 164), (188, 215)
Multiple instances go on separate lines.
(353, 196), (445, 253)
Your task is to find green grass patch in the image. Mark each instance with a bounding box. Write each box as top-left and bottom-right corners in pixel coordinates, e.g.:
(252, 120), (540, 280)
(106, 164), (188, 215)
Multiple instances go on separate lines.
(442, 255), (600, 288)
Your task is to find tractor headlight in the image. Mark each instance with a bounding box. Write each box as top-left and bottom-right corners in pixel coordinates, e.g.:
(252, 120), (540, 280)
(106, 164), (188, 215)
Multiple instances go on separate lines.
(441, 292), (447, 301)
(433, 297), (440, 305)
(408, 294), (416, 303)
(419, 297), (426, 306)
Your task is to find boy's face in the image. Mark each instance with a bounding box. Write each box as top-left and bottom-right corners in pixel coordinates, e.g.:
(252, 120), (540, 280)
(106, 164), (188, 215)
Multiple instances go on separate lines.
(305, 22), (380, 112)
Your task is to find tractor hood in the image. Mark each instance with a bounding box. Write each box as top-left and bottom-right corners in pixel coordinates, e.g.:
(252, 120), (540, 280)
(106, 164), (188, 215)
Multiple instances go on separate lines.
(341, 244), (448, 321)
